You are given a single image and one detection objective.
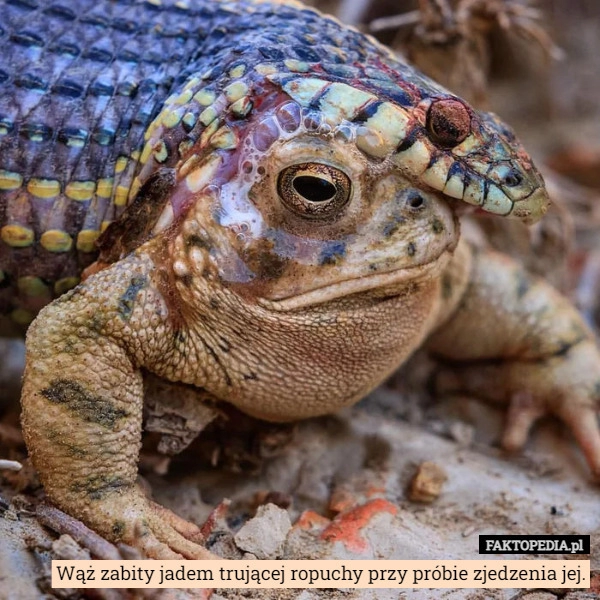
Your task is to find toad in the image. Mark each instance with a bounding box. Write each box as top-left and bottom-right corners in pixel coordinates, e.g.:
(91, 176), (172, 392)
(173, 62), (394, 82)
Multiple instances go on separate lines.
(0, 0), (596, 560)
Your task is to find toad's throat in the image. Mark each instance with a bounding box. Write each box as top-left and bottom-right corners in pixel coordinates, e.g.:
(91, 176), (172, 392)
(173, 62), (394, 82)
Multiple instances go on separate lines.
(258, 254), (450, 312)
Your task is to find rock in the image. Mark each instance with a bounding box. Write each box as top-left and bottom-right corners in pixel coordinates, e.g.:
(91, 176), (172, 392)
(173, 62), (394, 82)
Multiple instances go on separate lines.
(234, 503), (292, 559)
(408, 461), (448, 503)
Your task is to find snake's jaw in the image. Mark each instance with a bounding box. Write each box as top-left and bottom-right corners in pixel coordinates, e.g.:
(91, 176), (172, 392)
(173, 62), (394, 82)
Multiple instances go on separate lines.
(510, 185), (551, 224)
(417, 150), (550, 222)
(461, 179), (549, 224)
(466, 162), (550, 222)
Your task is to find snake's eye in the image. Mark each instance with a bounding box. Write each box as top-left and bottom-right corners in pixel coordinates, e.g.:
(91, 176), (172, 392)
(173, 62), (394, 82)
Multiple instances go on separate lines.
(426, 99), (471, 148)
(277, 163), (351, 219)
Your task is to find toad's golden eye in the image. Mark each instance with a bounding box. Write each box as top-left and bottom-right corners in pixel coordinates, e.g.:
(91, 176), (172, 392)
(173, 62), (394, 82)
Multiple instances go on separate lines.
(277, 163), (351, 219)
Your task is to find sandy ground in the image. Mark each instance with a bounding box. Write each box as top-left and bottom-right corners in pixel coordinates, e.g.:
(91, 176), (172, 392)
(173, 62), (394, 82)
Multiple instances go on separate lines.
(1, 341), (598, 599)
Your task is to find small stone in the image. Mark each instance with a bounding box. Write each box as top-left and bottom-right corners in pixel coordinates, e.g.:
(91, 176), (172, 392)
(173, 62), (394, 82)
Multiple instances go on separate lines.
(408, 461), (447, 503)
(449, 420), (475, 447)
(52, 534), (91, 560)
(462, 525), (475, 537)
(234, 503), (291, 559)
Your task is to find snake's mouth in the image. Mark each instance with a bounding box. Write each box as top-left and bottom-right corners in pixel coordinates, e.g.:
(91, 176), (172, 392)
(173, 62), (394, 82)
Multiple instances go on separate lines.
(509, 186), (550, 224)
(449, 185), (549, 225)
(258, 254), (449, 312)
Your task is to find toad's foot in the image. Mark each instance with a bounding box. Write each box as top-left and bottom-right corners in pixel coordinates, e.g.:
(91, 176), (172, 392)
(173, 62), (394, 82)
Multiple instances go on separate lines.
(434, 341), (600, 478)
(500, 343), (600, 478)
(429, 245), (600, 479)
(39, 488), (216, 559)
(77, 488), (216, 560)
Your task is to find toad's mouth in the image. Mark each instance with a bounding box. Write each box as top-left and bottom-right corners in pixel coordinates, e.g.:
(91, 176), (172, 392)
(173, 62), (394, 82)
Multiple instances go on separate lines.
(257, 252), (450, 312)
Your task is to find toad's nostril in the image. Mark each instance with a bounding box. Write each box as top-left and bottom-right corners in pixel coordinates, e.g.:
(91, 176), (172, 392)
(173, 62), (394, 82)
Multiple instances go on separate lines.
(406, 191), (425, 209)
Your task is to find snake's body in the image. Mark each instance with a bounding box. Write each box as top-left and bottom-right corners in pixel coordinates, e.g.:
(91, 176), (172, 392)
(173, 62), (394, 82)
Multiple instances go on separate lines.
(0, 0), (547, 326)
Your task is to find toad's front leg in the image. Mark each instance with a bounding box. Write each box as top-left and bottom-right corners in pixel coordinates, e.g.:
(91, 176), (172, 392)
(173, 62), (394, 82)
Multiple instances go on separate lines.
(428, 241), (600, 478)
(21, 252), (214, 559)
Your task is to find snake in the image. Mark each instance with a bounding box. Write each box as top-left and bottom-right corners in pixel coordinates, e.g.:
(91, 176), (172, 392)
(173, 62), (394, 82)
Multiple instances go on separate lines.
(0, 0), (548, 327)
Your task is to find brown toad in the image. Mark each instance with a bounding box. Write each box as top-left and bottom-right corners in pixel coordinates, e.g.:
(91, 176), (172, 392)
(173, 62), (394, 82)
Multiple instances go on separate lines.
(21, 119), (600, 558)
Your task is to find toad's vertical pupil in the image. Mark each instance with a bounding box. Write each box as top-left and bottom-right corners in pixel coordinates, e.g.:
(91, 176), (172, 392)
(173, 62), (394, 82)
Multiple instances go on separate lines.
(292, 176), (337, 202)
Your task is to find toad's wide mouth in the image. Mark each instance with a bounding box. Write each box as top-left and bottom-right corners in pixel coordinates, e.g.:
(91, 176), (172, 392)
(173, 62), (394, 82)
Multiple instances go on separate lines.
(257, 253), (449, 312)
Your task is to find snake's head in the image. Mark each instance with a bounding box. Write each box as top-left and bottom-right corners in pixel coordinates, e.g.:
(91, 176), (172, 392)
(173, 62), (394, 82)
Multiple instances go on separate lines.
(273, 75), (549, 225)
(400, 97), (549, 223)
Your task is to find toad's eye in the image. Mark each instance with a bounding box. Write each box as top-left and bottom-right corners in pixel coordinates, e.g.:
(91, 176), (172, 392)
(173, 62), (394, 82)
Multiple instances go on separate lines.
(426, 98), (471, 148)
(277, 163), (351, 219)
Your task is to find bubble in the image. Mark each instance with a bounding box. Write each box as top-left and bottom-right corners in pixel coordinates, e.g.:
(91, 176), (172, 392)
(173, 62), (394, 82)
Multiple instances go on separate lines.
(253, 116), (280, 151)
(276, 102), (301, 132)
